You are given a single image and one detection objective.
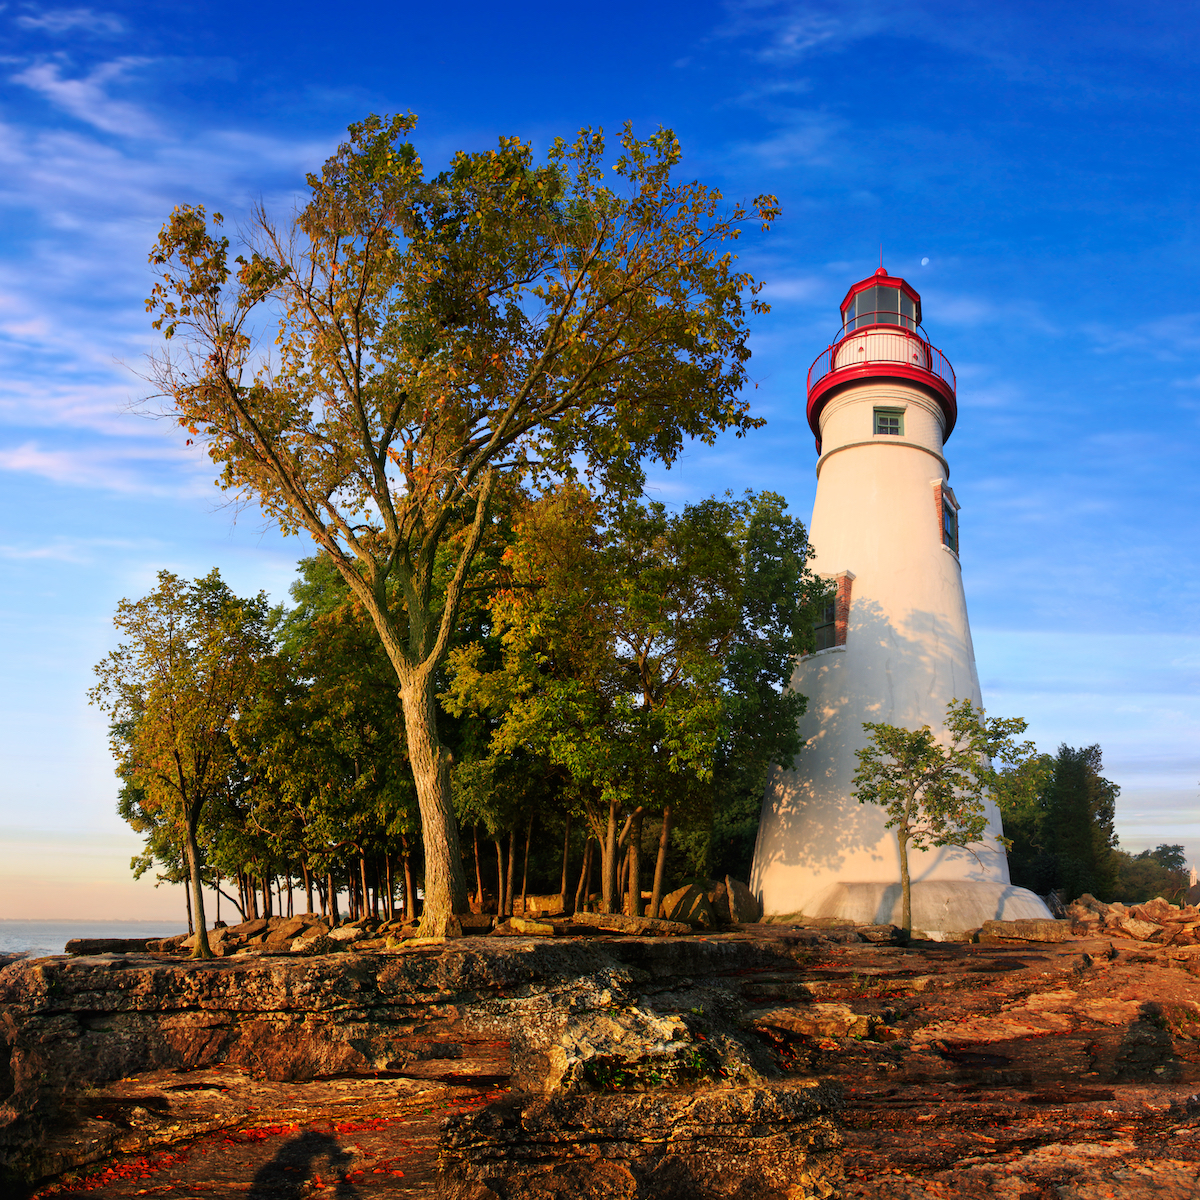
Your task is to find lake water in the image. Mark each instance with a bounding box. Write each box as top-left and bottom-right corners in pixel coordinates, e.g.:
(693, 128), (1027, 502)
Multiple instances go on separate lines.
(0, 920), (188, 958)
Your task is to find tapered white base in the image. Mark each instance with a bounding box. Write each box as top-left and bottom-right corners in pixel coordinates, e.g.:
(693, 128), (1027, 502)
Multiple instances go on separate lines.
(765, 880), (1051, 933)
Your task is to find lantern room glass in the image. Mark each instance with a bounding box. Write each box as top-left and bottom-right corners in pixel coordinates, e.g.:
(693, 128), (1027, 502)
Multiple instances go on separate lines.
(844, 287), (918, 333)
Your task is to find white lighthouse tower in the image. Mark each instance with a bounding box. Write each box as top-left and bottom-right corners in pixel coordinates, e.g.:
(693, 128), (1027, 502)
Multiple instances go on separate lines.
(750, 267), (1050, 933)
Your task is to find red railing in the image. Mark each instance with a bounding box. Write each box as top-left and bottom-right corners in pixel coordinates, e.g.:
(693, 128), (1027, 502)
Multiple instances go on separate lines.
(807, 322), (955, 398)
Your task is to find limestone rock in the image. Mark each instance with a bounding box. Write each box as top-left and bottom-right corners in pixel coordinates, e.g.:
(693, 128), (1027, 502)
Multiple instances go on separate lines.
(65, 938), (154, 955)
(980, 918), (1072, 943)
(508, 918), (556, 937)
(662, 884), (716, 929)
(570, 911), (691, 937)
(857, 924), (905, 944)
(328, 925), (366, 943)
(265, 917), (309, 944)
(709, 880), (732, 924)
(726, 876), (762, 924)
(1109, 916), (1161, 942)
(440, 1084), (844, 1200)
(754, 1002), (876, 1040)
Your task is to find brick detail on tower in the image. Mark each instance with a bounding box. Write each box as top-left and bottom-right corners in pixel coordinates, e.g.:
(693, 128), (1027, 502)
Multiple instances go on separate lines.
(834, 571), (853, 647)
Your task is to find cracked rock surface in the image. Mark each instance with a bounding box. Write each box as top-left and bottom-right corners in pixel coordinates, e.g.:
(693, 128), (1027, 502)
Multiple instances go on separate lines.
(1, 926), (1199, 1197)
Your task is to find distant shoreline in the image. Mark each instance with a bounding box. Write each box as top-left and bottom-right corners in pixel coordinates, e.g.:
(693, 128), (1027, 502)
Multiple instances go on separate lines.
(0, 918), (189, 924)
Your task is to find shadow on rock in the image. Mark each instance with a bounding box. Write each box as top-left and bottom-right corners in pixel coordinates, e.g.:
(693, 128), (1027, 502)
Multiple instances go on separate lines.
(247, 1129), (360, 1199)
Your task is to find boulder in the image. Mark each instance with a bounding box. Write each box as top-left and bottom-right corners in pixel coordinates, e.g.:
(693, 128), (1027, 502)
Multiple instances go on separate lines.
(508, 917), (556, 937)
(754, 1001), (876, 1040)
(709, 880), (732, 924)
(266, 917), (309, 944)
(65, 938), (153, 955)
(1132, 897), (1177, 923)
(328, 925), (366, 943)
(569, 911), (691, 937)
(662, 884), (716, 929)
(725, 876), (762, 924)
(979, 918), (1072, 943)
(857, 924), (905, 944)
(1109, 917), (1161, 942)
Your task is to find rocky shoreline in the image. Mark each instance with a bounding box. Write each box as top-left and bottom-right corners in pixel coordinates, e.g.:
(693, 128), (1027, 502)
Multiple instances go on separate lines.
(2, 911), (1199, 1198)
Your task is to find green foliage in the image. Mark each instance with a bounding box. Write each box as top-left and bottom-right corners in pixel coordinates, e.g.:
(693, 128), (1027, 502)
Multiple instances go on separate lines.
(1111, 845), (1190, 904)
(853, 700), (1037, 932)
(999, 744), (1121, 901)
(89, 569), (272, 956)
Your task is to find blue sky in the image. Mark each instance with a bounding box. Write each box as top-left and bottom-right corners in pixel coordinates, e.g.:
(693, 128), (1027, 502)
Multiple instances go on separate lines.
(1, 0), (1197, 919)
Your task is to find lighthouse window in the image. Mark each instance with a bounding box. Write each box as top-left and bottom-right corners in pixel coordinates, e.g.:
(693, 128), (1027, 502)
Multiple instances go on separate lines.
(813, 598), (838, 651)
(874, 407), (904, 436)
(943, 501), (959, 554)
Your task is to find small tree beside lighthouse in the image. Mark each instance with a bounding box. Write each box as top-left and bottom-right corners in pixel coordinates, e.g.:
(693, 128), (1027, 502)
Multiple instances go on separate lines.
(852, 701), (1038, 934)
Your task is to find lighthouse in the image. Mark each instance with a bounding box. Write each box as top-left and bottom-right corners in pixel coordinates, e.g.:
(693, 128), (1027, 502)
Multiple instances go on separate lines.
(750, 267), (1050, 934)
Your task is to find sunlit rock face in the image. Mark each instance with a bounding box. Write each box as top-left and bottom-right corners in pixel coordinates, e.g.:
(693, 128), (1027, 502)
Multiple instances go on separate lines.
(751, 273), (1050, 931)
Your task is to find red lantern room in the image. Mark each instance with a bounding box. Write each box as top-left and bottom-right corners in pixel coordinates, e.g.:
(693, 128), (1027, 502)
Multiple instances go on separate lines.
(805, 266), (956, 453)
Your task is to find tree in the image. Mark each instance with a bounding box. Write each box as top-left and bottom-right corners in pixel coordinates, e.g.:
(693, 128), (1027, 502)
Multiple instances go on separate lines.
(1042, 745), (1119, 900)
(90, 570), (271, 957)
(144, 114), (778, 933)
(852, 700), (1038, 934)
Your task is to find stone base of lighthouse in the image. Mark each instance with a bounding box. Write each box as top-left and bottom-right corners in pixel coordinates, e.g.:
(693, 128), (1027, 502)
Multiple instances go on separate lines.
(751, 753), (1053, 935)
(767, 880), (1052, 936)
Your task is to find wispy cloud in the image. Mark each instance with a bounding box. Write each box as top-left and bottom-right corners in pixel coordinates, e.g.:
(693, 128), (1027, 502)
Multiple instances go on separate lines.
(11, 57), (160, 137)
(716, 1), (889, 62)
(15, 6), (124, 35)
(0, 534), (158, 562)
(0, 439), (213, 496)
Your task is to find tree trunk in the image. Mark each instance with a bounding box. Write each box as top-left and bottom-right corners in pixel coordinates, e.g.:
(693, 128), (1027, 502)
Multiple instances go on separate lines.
(627, 809), (645, 918)
(183, 810), (212, 959)
(898, 832), (912, 934)
(573, 838), (592, 914)
(520, 813), (533, 916)
(649, 804), (672, 918)
(385, 856), (394, 921)
(505, 829), (517, 918)
(328, 872), (340, 924)
(559, 814), (572, 912)
(360, 854), (371, 921)
(184, 878), (193, 936)
(493, 839), (504, 917)
(473, 826), (484, 912)
(399, 672), (469, 935)
(286, 874), (294, 918)
(303, 862), (314, 915)
(601, 799), (620, 913)
(403, 854), (415, 922)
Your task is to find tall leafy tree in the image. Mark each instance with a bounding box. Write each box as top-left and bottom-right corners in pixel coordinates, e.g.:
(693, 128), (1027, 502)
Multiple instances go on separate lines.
(852, 700), (1038, 934)
(90, 570), (271, 957)
(144, 114), (778, 932)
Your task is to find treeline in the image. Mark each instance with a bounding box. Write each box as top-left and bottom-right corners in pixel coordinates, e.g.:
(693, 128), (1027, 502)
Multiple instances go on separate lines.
(999, 743), (1190, 904)
(96, 487), (825, 931)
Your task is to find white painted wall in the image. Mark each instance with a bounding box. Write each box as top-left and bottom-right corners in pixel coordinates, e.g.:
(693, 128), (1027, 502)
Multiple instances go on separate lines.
(751, 377), (1018, 920)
